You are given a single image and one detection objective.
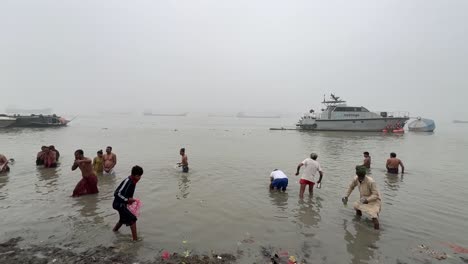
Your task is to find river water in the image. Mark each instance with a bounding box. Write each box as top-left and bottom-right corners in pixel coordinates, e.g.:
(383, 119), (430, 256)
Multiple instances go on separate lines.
(1, 115), (467, 263)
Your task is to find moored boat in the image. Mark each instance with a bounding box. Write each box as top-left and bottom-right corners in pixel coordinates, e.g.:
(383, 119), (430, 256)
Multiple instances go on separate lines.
(296, 94), (409, 132)
(236, 112), (281, 119)
(408, 117), (436, 132)
(143, 111), (188, 117)
(1, 114), (70, 128)
(453, 120), (468, 124)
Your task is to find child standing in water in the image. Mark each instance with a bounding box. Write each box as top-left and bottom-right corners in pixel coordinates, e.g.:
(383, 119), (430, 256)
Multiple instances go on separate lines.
(112, 166), (143, 241)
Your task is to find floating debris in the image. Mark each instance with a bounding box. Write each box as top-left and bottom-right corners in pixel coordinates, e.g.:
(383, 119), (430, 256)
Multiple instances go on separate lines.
(288, 255), (297, 264)
(241, 238), (255, 244)
(444, 243), (468, 254)
(161, 250), (170, 260)
(413, 244), (447, 260)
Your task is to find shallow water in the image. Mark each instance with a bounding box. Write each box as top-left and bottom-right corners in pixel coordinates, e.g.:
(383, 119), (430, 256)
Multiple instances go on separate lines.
(1, 115), (467, 263)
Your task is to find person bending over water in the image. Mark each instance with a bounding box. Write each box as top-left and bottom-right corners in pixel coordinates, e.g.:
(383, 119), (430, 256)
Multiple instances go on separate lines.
(103, 146), (117, 174)
(178, 148), (189, 173)
(386, 152), (404, 174)
(270, 169), (288, 192)
(342, 166), (381, 230)
(113, 165), (143, 241)
(0, 154), (10, 172)
(93, 150), (104, 174)
(71, 149), (99, 197)
(295, 153), (323, 199)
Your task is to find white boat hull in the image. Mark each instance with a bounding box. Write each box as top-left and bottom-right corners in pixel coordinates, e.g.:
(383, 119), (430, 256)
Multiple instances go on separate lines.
(408, 118), (435, 132)
(0, 120), (16, 128)
(297, 118), (408, 131)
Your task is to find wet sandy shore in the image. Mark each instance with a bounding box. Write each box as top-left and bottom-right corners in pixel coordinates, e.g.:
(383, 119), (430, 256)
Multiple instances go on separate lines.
(0, 237), (238, 264)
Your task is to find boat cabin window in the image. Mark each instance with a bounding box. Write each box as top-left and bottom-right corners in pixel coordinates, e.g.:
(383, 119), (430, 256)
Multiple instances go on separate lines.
(334, 107), (369, 112)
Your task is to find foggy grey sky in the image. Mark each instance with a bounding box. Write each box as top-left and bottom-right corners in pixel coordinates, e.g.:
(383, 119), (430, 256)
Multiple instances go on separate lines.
(1, 0), (467, 119)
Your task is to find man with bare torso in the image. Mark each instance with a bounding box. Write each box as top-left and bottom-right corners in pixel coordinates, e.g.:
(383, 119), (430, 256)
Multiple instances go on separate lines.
(386, 152), (405, 174)
(178, 148), (189, 173)
(72, 149), (99, 197)
(36, 146), (47, 166)
(0, 154), (10, 172)
(363, 152), (371, 169)
(43, 146), (57, 168)
(103, 146), (117, 174)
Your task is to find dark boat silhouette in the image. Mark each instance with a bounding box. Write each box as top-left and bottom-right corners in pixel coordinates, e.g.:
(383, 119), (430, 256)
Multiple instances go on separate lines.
(143, 111), (188, 117)
(236, 112), (280, 119)
(453, 120), (468, 124)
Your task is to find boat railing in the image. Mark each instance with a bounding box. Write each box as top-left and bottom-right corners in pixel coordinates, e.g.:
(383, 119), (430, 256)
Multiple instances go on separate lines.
(379, 111), (410, 118)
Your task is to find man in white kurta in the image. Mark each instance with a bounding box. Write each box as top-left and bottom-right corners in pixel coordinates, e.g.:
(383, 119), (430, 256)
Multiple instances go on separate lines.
(343, 166), (381, 229)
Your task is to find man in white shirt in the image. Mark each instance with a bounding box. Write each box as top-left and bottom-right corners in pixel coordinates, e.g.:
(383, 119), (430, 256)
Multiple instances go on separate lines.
(295, 153), (323, 199)
(269, 169), (288, 192)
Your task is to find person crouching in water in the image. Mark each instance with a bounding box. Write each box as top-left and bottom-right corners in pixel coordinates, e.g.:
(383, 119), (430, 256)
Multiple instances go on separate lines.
(342, 166), (382, 230)
(270, 169), (288, 192)
(113, 165), (143, 241)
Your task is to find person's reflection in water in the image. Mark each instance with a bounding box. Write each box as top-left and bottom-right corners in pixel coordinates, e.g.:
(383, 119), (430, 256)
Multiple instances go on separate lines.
(176, 174), (191, 199)
(97, 173), (117, 200)
(385, 174), (401, 192)
(74, 194), (102, 223)
(268, 191), (289, 212)
(343, 218), (381, 264)
(0, 174), (9, 200)
(294, 197), (322, 229)
(35, 167), (59, 194)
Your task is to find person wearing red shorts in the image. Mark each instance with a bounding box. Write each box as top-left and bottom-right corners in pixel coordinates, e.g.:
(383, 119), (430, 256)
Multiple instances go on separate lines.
(295, 153), (323, 199)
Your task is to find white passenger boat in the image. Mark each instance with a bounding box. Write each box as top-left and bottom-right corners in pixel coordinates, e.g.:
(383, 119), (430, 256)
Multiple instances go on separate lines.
(296, 94), (409, 132)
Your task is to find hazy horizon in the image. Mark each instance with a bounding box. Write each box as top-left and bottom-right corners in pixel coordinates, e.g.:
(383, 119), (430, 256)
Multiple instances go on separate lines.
(1, 0), (467, 121)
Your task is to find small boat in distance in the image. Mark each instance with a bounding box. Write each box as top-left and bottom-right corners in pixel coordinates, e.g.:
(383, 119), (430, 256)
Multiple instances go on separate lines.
(143, 111), (188, 117)
(296, 94), (409, 131)
(236, 112), (281, 119)
(453, 120), (468, 124)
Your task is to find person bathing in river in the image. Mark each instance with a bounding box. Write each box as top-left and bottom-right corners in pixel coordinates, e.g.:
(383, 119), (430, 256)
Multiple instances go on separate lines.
(270, 169), (288, 192)
(295, 153), (323, 199)
(386, 152), (404, 174)
(178, 148), (189, 173)
(113, 165), (143, 241)
(36, 146), (46, 165)
(49, 145), (60, 162)
(43, 146), (57, 168)
(103, 146), (117, 174)
(72, 149), (99, 197)
(93, 150), (104, 174)
(342, 166), (381, 230)
(0, 154), (10, 172)
(363, 152), (371, 169)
